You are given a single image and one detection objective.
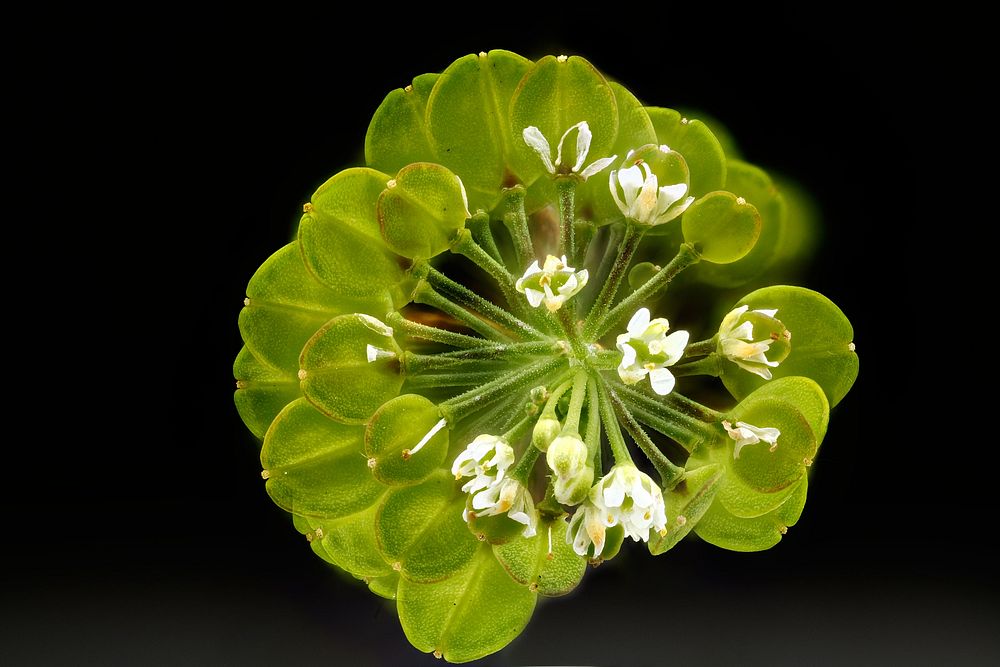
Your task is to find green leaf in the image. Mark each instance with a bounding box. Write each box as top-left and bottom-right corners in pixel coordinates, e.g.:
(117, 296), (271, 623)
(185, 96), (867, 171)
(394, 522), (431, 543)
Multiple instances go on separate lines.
(493, 518), (586, 596)
(681, 190), (761, 264)
(696, 160), (786, 286)
(240, 243), (380, 370)
(261, 399), (384, 518)
(694, 475), (809, 552)
(398, 544), (536, 662)
(367, 572), (399, 600)
(299, 314), (403, 424)
(721, 286), (858, 407)
(365, 394), (448, 485)
(647, 107), (727, 197)
(772, 174), (820, 270)
(377, 162), (470, 259)
(233, 346), (301, 440)
(375, 472), (478, 583)
(298, 168), (407, 301)
(509, 55), (618, 185)
(365, 73), (438, 174)
(648, 464), (725, 555)
(303, 501), (392, 579)
(425, 51), (532, 212)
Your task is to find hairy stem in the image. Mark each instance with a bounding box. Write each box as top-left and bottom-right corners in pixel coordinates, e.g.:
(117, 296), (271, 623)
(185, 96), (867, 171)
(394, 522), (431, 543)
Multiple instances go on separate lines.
(386, 311), (492, 349)
(604, 381), (686, 488)
(502, 186), (535, 269)
(556, 178), (576, 261)
(583, 222), (644, 339)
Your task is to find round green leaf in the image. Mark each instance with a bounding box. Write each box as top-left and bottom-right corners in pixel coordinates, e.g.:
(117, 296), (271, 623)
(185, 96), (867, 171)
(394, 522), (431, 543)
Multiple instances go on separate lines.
(721, 286), (858, 407)
(425, 50), (532, 212)
(694, 476), (809, 552)
(772, 174), (820, 270)
(365, 394), (448, 485)
(367, 572), (399, 600)
(696, 160), (786, 286)
(261, 399), (384, 518)
(647, 107), (727, 197)
(398, 544), (536, 662)
(377, 162), (470, 259)
(676, 107), (742, 159)
(299, 313), (403, 424)
(298, 167), (407, 301)
(240, 243), (384, 370)
(628, 261), (661, 290)
(648, 464), (725, 555)
(365, 73), (439, 174)
(509, 55), (618, 185)
(301, 501), (392, 579)
(682, 190), (761, 263)
(233, 345), (301, 440)
(493, 517), (586, 596)
(376, 474), (478, 583)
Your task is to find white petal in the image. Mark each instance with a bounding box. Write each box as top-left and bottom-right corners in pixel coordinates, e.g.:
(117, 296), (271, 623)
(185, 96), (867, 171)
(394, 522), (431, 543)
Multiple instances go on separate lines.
(603, 481), (626, 508)
(632, 171), (660, 222)
(661, 330), (690, 365)
(366, 344), (379, 363)
(618, 367), (647, 385)
(754, 308), (778, 318)
(559, 273), (578, 295)
(728, 321), (755, 342)
(609, 170), (629, 216)
(655, 196), (695, 225)
(521, 260), (542, 279)
(648, 368), (676, 395)
(571, 121), (592, 172)
(653, 182), (688, 218)
(627, 308), (651, 337)
(720, 305), (749, 335)
(456, 175), (471, 218)
(580, 155), (616, 180)
(522, 126), (555, 173)
(619, 342), (637, 368)
(524, 288), (545, 308)
(574, 269), (589, 290)
(617, 164), (645, 206)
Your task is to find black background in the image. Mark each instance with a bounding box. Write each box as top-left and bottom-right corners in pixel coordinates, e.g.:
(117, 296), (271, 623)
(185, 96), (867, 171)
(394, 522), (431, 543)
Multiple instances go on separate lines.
(9, 8), (995, 666)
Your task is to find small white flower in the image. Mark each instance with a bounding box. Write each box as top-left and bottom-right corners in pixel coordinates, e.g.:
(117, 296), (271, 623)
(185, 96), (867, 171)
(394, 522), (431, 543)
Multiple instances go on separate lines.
(723, 420), (780, 459)
(609, 146), (694, 226)
(515, 254), (589, 312)
(546, 434), (593, 505)
(522, 121), (617, 180)
(718, 305), (784, 380)
(466, 477), (537, 537)
(594, 465), (667, 542)
(566, 498), (616, 557)
(616, 307), (689, 395)
(452, 434), (515, 495)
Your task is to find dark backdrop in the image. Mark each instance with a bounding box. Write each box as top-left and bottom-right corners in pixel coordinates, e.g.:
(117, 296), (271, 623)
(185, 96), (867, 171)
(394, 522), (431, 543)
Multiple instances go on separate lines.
(9, 8), (995, 666)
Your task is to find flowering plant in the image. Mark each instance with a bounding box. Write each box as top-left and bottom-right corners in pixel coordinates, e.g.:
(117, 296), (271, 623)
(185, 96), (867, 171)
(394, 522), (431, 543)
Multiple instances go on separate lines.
(234, 51), (858, 662)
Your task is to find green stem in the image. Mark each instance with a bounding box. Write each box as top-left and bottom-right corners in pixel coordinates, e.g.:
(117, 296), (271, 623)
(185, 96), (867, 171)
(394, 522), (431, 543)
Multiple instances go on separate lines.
(541, 377), (574, 419)
(685, 336), (718, 357)
(561, 369), (589, 434)
(583, 224), (622, 311)
(406, 341), (556, 372)
(554, 307), (588, 359)
(585, 375), (602, 471)
(441, 357), (563, 422)
(502, 186), (535, 269)
(450, 228), (526, 318)
(603, 381), (686, 488)
(466, 212), (504, 265)
(671, 354), (723, 378)
(386, 311), (491, 349)
(503, 413), (535, 445)
(609, 380), (719, 451)
(556, 178), (576, 260)
(582, 222), (644, 339)
(596, 377), (633, 466)
(592, 242), (701, 340)
(412, 281), (513, 343)
(510, 443), (541, 486)
(423, 265), (543, 341)
(404, 371), (500, 389)
(588, 349), (622, 370)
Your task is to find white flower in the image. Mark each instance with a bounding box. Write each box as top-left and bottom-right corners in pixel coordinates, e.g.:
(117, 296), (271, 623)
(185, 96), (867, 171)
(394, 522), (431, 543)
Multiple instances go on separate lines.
(515, 254), (589, 312)
(466, 478), (537, 537)
(723, 420), (780, 459)
(546, 434), (593, 505)
(718, 305), (784, 380)
(566, 498), (616, 557)
(616, 307), (689, 395)
(609, 146), (694, 226)
(594, 465), (667, 542)
(452, 434), (515, 495)
(522, 121), (617, 180)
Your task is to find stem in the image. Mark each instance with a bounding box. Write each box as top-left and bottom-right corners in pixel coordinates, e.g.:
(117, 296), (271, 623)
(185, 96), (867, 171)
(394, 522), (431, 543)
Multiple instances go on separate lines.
(510, 443), (541, 485)
(450, 228), (525, 317)
(404, 371), (500, 389)
(597, 377), (633, 466)
(588, 349), (622, 370)
(424, 265), (543, 340)
(503, 413), (535, 445)
(441, 357), (563, 422)
(585, 375), (602, 471)
(583, 224), (621, 310)
(554, 307), (588, 359)
(541, 377), (574, 419)
(502, 186), (535, 269)
(556, 178), (576, 260)
(609, 380), (720, 450)
(671, 354), (723, 378)
(582, 222), (644, 339)
(412, 280), (513, 343)
(604, 381), (686, 488)
(592, 242), (701, 340)
(685, 336), (718, 357)
(561, 369), (589, 434)
(466, 212), (504, 265)
(386, 311), (492, 349)
(406, 341), (556, 372)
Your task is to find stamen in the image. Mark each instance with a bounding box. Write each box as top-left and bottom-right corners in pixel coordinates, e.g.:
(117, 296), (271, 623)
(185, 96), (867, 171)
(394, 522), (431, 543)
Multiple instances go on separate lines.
(404, 418), (447, 458)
